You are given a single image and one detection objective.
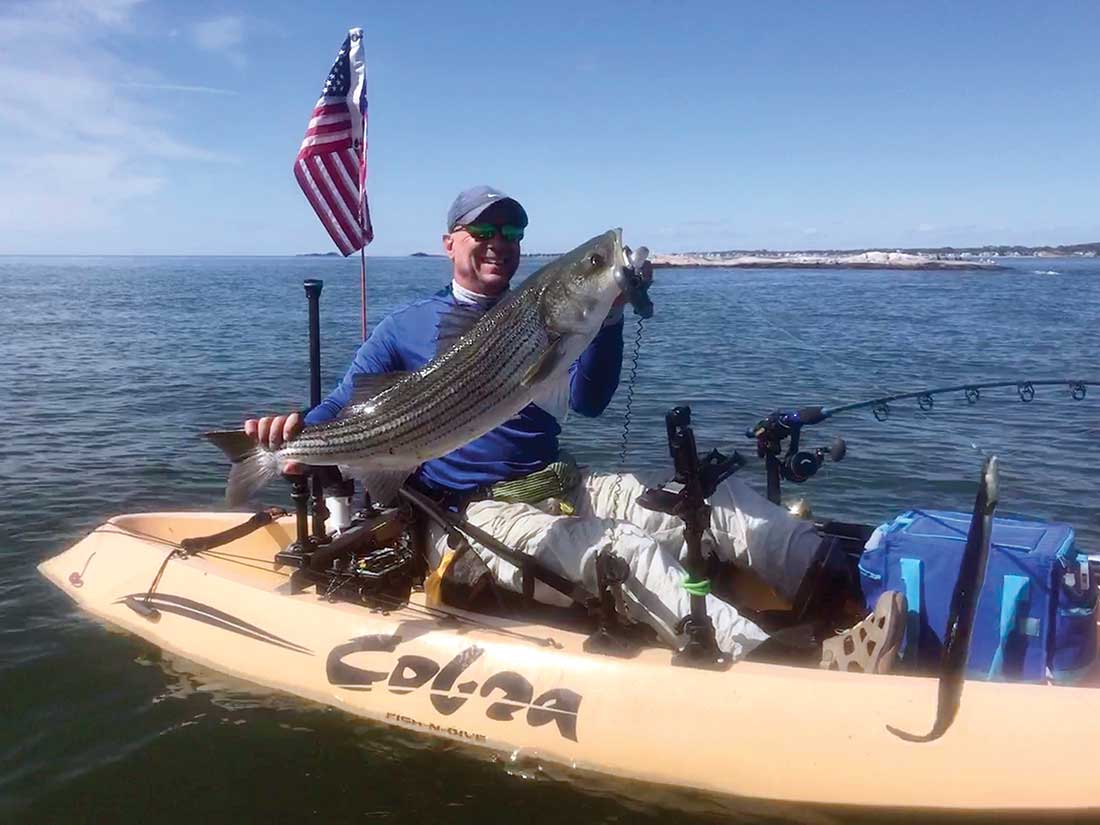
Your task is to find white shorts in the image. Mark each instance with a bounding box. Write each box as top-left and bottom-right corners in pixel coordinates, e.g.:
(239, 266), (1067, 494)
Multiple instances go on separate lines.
(430, 472), (823, 660)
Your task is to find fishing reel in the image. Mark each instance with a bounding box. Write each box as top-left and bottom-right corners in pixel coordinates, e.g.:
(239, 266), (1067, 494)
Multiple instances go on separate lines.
(747, 407), (846, 504)
(324, 540), (419, 608)
(778, 437), (847, 483)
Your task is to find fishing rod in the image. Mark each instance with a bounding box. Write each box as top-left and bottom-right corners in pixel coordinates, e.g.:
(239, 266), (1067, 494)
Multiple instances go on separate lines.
(823, 378), (1094, 421)
(747, 377), (1098, 505)
(746, 377), (1094, 739)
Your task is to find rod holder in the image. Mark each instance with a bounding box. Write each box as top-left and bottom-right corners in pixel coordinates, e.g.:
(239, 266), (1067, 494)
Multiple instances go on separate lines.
(303, 279), (329, 540)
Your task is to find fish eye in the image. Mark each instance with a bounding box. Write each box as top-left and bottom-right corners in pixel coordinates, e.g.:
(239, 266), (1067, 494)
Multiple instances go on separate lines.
(588, 253), (604, 268)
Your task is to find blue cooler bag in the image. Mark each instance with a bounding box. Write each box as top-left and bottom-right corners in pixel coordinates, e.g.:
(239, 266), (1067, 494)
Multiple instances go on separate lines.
(859, 510), (1098, 683)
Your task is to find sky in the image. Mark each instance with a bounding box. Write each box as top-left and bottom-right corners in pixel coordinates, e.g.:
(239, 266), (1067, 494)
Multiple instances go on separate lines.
(1, 0), (1098, 256)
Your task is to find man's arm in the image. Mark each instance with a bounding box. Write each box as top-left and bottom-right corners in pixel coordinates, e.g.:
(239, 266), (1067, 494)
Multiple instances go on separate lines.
(304, 316), (402, 425)
(245, 316), (403, 461)
(568, 309), (625, 417)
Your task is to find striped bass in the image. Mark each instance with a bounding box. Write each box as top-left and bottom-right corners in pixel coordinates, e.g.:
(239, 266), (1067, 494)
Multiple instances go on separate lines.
(206, 228), (649, 506)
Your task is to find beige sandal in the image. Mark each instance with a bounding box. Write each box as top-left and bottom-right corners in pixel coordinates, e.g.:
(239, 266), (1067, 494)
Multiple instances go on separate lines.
(820, 591), (907, 674)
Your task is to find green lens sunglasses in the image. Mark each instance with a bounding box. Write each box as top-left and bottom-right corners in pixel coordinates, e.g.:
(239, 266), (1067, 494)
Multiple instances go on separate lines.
(457, 223), (525, 242)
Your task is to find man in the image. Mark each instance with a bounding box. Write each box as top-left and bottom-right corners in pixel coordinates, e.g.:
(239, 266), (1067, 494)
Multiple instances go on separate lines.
(247, 185), (904, 669)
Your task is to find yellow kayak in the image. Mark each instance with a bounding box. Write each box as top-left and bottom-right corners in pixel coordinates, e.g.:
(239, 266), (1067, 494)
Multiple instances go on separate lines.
(39, 511), (1100, 816)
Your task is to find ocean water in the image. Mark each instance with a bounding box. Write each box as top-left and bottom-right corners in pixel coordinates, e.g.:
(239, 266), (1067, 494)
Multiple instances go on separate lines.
(2, 254), (1098, 823)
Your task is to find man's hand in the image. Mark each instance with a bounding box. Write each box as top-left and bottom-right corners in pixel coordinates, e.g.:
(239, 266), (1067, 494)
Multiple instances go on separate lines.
(244, 412), (305, 475)
(612, 259), (654, 309)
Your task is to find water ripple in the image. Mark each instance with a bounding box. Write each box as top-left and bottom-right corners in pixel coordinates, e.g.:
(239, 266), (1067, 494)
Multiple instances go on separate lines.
(2, 254), (1098, 823)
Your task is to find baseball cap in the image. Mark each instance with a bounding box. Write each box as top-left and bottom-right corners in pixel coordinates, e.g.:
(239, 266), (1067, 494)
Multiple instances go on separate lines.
(446, 185), (529, 231)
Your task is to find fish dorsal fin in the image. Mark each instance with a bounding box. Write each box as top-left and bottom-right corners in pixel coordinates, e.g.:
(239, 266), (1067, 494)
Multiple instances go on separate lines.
(342, 371), (411, 416)
(435, 302), (487, 355)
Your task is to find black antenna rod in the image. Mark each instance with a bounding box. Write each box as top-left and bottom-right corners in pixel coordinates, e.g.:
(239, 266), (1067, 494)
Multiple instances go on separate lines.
(304, 279), (329, 541)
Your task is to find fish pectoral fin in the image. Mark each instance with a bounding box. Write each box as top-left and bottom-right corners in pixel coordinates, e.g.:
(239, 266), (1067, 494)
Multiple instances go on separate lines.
(520, 337), (567, 388)
(344, 371), (412, 413)
(531, 376), (572, 421)
(340, 464), (416, 508)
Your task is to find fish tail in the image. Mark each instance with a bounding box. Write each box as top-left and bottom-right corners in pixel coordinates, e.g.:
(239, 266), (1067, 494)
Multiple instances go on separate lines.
(203, 429), (281, 507)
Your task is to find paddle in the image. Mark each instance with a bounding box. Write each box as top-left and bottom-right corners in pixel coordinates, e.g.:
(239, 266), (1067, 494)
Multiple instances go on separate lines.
(887, 455), (999, 742)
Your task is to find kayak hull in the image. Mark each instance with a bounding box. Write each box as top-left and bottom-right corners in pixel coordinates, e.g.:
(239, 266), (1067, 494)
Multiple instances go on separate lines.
(39, 512), (1100, 815)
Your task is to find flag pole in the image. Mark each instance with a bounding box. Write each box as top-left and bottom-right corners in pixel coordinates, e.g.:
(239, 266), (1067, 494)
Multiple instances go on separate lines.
(359, 109), (367, 341)
(359, 243), (367, 341)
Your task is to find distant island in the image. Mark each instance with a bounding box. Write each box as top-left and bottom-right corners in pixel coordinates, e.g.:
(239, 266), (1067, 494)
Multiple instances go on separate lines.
(300, 241), (1099, 270)
(297, 251), (561, 258)
(652, 251), (1006, 270)
(653, 241), (1099, 271)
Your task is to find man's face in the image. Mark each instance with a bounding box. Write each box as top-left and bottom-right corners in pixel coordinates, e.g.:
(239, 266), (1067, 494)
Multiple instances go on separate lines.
(443, 203), (523, 295)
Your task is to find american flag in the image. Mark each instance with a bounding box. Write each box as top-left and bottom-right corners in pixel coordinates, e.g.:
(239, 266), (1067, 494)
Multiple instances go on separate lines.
(294, 28), (373, 256)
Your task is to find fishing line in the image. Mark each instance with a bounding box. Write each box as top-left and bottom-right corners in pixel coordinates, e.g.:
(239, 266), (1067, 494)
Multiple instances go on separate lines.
(584, 310), (650, 631)
(734, 292), (990, 458)
(617, 315), (646, 468)
(198, 548), (284, 566)
(200, 551), (294, 575)
(607, 314), (647, 553)
(94, 524), (185, 551)
(100, 520), (562, 649)
(94, 524), (291, 571)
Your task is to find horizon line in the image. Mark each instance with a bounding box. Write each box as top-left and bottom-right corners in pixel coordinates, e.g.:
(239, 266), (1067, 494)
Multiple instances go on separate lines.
(2, 239), (1097, 259)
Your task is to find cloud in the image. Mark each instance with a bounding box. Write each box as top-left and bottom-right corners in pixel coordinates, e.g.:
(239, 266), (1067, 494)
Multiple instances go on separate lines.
(0, 0), (141, 40)
(0, 151), (164, 235)
(119, 81), (238, 95)
(0, 64), (222, 161)
(0, 0), (225, 250)
(192, 15), (245, 64)
(75, 0), (143, 26)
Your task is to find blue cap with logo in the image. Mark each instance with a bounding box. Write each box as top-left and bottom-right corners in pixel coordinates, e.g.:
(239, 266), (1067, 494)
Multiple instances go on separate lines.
(446, 185), (529, 231)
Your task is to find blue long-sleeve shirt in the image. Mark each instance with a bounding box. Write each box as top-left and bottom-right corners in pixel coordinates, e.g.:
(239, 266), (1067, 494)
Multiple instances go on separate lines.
(305, 284), (624, 494)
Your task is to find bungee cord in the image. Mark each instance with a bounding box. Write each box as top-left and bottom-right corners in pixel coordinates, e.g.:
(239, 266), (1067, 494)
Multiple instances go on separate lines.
(101, 519), (562, 649)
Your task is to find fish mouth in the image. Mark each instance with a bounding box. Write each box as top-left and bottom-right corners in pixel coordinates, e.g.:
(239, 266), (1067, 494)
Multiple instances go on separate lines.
(613, 227), (628, 269)
(613, 228), (654, 319)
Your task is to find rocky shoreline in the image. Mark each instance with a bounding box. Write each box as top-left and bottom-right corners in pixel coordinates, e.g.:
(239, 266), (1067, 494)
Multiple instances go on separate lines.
(651, 251), (1007, 271)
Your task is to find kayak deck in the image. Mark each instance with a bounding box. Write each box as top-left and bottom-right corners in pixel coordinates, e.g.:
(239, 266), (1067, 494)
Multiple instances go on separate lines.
(39, 511), (1100, 814)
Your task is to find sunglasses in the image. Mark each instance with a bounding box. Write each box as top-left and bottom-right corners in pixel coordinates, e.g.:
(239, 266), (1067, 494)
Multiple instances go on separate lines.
(456, 223), (525, 242)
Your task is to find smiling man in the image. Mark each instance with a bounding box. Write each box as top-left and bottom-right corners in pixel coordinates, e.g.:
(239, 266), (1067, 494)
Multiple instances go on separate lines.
(443, 185), (527, 297)
(250, 185), (627, 492)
